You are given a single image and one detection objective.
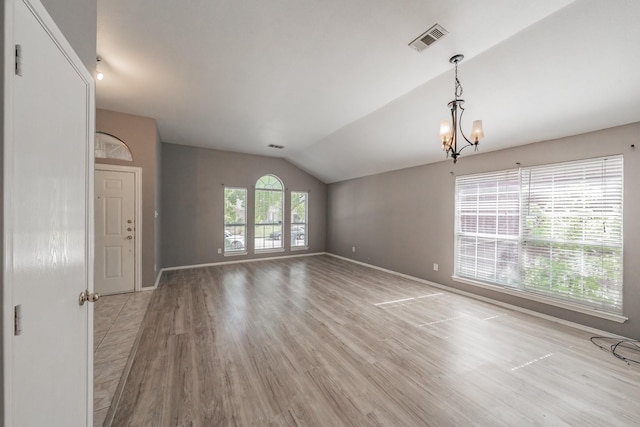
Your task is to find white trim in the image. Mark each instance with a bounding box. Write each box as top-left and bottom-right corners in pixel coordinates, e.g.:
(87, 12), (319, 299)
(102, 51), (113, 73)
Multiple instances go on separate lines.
(224, 251), (248, 257)
(452, 275), (627, 323)
(152, 270), (163, 288)
(255, 248), (286, 254)
(85, 51), (96, 427)
(95, 164), (143, 292)
(325, 253), (631, 339)
(156, 252), (324, 282)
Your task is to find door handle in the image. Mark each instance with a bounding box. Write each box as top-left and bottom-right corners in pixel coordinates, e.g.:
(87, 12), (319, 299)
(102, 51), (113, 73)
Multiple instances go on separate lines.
(79, 290), (100, 306)
(126, 235), (133, 240)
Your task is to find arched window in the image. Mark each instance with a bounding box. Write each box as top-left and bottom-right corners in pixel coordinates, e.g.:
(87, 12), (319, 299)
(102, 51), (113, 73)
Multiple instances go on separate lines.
(95, 131), (133, 161)
(255, 174), (284, 251)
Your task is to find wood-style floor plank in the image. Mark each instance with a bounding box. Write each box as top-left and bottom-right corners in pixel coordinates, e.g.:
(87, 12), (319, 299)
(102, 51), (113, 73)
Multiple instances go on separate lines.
(112, 255), (640, 426)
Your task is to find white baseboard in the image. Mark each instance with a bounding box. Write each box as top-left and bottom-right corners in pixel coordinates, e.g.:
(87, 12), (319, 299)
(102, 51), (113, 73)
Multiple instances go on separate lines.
(325, 253), (630, 340)
(150, 251), (628, 339)
(154, 252), (326, 287)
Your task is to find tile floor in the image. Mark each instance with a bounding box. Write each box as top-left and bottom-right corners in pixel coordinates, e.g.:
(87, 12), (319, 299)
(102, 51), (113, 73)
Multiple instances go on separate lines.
(93, 291), (153, 427)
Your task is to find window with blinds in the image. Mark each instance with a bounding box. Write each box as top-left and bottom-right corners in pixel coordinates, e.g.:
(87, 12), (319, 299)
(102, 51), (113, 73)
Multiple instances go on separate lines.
(455, 170), (521, 287)
(454, 156), (623, 314)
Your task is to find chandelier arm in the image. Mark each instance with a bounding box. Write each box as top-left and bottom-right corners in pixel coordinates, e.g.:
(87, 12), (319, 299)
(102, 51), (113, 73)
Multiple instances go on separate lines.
(457, 141), (476, 155)
(449, 101), (457, 155)
(457, 104), (475, 146)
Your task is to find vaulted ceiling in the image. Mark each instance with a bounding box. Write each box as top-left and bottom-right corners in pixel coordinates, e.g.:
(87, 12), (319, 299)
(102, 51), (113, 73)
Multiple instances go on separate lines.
(96, 0), (640, 183)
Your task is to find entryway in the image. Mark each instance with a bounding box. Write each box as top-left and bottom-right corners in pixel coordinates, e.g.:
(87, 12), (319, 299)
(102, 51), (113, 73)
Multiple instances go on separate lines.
(95, 165), (142, 294)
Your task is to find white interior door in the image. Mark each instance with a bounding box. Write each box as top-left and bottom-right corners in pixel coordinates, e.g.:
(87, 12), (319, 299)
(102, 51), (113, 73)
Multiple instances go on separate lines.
(5, 0), (94, 426)
(95, 169), (136, 294)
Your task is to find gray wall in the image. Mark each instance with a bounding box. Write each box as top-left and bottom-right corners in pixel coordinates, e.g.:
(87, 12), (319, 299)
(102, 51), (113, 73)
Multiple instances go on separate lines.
(96, 109), (161, 288)
(327, 122), (640, 338)
(41, 0), (96, 72)
(161, 143), (327, 267)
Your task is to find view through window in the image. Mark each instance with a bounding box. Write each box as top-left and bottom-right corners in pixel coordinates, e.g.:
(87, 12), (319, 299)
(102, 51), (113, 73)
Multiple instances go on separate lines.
(255, 175), (284, 251)
(291, 191), (308, 248)
(224, 187), (246, 254)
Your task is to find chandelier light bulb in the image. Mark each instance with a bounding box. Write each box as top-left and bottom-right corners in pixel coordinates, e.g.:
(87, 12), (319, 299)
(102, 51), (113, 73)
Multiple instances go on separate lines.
(96, 71), (104, 81)
(439, 120), (452, 142)
(470, 120), (484, 142)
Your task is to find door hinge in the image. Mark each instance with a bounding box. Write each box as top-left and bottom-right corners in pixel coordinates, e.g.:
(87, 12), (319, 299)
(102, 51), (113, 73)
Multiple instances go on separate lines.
(15, 44), (23, 76)
(14, 305), (22, 336)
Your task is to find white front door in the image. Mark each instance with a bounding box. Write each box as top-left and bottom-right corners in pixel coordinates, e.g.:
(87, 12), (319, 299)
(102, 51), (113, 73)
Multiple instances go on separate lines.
(5, 0), (95, 426)
(95, 169), (136, 294)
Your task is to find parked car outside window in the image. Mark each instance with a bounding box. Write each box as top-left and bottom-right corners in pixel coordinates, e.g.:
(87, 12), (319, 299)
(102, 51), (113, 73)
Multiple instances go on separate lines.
(269, 226), (305, 240)
(224, 229), (245, 250)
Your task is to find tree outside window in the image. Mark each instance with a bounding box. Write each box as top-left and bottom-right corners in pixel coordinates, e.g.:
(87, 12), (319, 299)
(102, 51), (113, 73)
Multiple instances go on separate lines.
(255, 175), (284, 251)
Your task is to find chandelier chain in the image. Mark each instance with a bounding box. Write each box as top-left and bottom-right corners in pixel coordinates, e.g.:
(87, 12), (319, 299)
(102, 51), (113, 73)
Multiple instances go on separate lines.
(454, 61), (463, 99)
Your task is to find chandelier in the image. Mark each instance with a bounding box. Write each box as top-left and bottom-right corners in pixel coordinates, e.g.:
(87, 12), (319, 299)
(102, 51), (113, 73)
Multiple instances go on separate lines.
(439, 54), (484, 163)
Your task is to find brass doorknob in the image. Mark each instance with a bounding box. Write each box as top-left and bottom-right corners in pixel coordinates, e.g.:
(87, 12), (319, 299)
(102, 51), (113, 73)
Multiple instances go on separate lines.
(79, 290), (100, 306)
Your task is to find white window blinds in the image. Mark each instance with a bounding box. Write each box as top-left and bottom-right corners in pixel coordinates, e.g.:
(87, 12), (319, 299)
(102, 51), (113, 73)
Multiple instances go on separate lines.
(455, 170), (520, 286)
(520, 157), (623, 313)
(454, 156), (623, 314)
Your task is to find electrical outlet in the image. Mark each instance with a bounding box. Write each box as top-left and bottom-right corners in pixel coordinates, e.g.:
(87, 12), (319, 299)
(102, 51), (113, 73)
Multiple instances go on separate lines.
(217, 248), (222, 254)
(433, 263), (439, 271)
(352, 246), (356, 252)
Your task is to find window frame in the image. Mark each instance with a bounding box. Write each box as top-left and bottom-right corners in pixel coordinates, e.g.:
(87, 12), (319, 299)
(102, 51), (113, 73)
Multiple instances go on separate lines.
(95, 131), (133, 161)
(453, 156), (625, 322)
(291, 191), (308, 249)
(223, 187), (247, 256)
(254, 174), (285, 253)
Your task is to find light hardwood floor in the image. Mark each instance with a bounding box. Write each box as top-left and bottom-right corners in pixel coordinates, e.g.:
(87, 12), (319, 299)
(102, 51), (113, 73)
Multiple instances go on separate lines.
(112, 255), (640, 426)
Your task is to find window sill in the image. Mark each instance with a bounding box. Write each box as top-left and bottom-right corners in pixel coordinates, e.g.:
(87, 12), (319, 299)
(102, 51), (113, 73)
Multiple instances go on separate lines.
(224, 251), (247, 257)
(291, 246), (309, 251)
(451, 275), (628, 323)
(255, 248), (285, 254)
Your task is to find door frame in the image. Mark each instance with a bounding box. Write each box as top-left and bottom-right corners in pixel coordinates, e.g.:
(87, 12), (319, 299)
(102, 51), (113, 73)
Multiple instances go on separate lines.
(3, 0), (96, 424)
(95, 163), (143, 292)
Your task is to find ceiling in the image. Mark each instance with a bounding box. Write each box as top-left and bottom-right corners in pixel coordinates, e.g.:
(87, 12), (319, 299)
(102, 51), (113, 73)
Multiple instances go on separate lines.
(96, 0), (640, 183)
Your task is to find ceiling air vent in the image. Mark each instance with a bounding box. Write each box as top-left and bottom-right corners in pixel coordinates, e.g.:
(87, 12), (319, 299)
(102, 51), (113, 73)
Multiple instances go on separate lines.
(268, 144), (285, 149)
(409, 24), (448, 53)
